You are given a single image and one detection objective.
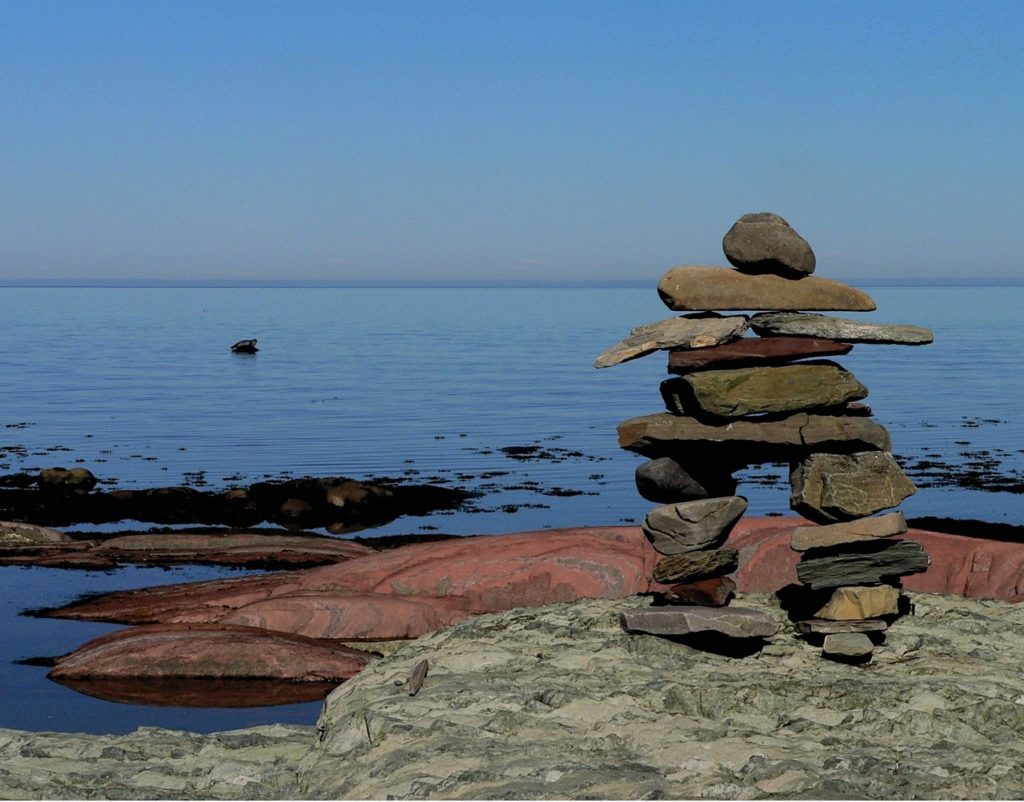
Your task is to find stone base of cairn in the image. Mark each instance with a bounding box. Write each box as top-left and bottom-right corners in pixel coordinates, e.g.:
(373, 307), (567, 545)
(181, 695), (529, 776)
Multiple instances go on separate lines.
(598, 212), (934, 660)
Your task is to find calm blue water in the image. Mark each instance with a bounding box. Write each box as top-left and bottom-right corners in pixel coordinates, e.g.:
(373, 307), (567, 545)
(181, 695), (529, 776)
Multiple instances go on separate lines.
(1, 283), (1022, 733)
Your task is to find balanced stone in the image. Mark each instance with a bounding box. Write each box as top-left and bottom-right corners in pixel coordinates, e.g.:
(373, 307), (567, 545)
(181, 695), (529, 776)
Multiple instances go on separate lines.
(795, 618), (888, 635)
(722, 212), (816, 277)
(751, 312), (934, 345)
(657, 266), (876, 312)
(813, 585), (901, 620)
(657, 576), (736, 607)
(797, 539), (930, 589)
(620, 605), (778, 638)
(667, 336), (853, 373)
(593, 315), (747, 369)
(618, 412), (891, 459)
(661, 362), (868, 419)
(642, 496), (747, 555)
(790, 451), (916, 523)
(652, 548), (738, 584)
(791, 511), (908, 552)
(822, 632), (874, 659)
(634, 457), (736, 504)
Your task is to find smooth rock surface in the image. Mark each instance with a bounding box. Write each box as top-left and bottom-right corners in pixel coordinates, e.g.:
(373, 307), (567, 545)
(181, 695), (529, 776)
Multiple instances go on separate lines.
(657, 266), (876, 311)
(721, 212), (816, 276)
(652, 548), (738, 584)
(642, 496), (747, 555)
(791, 451), (916, 523)
(634, 456), (736, 503)
(791, 512), (908, 551)
(49, 623), (374, 681)
(620, 605), (778, 638)
(751, 311), (934, 345)
(662, 362), (868, 419)
(822, 632), (874, 658)
(593, 315), (747, 368)
(813, 585), (901, 620)
(797, 539), (930, 589)
(618, 411), (891, 459)
(667, 335), (853, 372)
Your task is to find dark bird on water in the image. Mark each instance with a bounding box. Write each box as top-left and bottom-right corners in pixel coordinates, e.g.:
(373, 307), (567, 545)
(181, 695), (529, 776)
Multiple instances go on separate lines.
(231, 339), (259, 353)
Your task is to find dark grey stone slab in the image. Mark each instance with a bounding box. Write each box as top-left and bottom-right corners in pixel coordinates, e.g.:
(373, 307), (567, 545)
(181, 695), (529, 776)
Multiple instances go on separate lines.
(620, 605), (779, 638)
(797, 539), (930, 589)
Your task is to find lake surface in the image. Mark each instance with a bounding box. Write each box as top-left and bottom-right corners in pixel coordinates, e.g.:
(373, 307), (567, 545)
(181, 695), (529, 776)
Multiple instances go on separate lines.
(1, 282), (1022, 733)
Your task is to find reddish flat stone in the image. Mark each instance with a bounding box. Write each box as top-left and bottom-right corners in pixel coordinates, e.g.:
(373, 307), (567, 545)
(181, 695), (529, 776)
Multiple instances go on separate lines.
(50, 676), (340, 708)
(48, 623), (373, 682)
(667, 337), (853, 373)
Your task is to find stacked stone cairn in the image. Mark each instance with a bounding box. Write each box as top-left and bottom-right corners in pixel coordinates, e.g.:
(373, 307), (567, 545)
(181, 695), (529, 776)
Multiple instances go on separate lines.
(595, 212), (933, 660)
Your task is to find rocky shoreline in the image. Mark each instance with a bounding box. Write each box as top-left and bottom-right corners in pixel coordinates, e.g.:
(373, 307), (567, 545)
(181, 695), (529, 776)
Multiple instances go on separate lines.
(6, 590), (1024, 799)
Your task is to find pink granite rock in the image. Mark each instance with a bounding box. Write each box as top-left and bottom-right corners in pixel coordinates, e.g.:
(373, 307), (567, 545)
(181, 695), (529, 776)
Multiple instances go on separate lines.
(219, 591), (474, 640)
(49, 623), (373, 681)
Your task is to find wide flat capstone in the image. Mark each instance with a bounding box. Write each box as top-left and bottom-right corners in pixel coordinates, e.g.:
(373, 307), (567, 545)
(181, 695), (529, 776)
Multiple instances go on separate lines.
(657, 266), (876, 312)
(620, 605), (779, 638)
(751, 312), (934, 345)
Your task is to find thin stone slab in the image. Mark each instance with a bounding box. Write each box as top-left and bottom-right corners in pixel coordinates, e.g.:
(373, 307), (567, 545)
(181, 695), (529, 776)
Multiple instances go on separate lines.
(618, 412), (891, 458)
(813, 585), (901, 620)
(662, 362), (868, 419)
(797, 539), (930, 590)
(656, 577), (736, 607)
(593, 315), (747, 368)
(657, 266), (876, 312)
(642, 496), (747, 555)
(796, 618), (889, 635)
(751, 312), (934, 345)
(722, 212), (816, 277)
(667, 336), (853, 373)
(791, 512), (908, 552)
(620, 605), (779, 638)
(652, 548), (738, 584)
(790, 451), (916, 523)
(822, 632), (874, 658)
(634, 457), (736, 504)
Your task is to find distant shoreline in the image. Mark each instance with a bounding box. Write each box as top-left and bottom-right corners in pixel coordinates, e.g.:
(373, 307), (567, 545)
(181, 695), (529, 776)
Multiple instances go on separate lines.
(0, 277), (1022, 289)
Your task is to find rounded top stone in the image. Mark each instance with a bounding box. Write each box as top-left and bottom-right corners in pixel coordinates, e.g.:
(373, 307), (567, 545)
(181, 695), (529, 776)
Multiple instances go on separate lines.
(722, 212), (816, 278)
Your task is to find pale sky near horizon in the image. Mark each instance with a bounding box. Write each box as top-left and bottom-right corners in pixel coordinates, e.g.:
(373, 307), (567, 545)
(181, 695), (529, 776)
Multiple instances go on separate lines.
(2, 0), (1022, 283)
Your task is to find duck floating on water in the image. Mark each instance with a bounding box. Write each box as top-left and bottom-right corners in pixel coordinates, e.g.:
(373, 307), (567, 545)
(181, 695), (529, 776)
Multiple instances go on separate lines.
(231, 339), (259, 353)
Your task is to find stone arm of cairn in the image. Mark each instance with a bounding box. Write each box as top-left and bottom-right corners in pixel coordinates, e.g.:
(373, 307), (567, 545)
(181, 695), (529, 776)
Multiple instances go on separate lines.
(597, 212), (933, 661)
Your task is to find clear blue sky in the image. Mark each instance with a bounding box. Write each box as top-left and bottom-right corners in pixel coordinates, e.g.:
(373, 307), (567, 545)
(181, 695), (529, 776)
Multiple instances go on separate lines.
(2, 0), (1022, 283)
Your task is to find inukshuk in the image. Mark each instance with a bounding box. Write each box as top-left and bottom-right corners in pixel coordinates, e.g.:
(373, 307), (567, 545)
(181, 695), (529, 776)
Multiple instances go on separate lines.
(596, 212), (933, 660)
